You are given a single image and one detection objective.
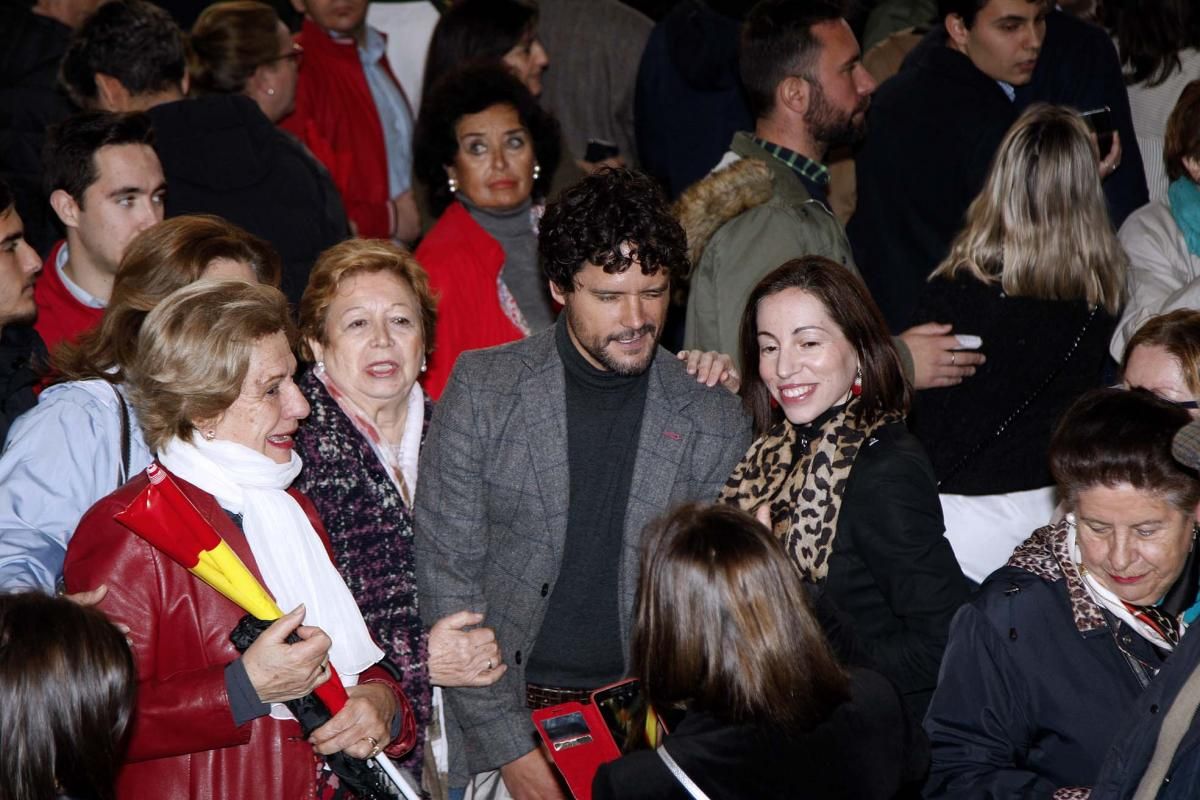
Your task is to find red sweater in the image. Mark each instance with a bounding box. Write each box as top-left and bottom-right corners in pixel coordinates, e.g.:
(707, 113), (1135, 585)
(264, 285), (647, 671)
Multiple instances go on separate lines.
(281, 20), (395, 239)
(33, 240), (104, 356)
(415, 203), (525, 399)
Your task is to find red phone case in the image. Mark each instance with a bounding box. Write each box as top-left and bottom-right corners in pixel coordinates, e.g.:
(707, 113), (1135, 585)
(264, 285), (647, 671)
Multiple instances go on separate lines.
(532, 701), (622, 800)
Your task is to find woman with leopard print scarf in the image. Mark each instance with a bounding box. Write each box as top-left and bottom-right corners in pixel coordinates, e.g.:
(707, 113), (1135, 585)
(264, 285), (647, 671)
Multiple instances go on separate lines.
(923, 389), (1200, 799)
(721, 256), (968, 723)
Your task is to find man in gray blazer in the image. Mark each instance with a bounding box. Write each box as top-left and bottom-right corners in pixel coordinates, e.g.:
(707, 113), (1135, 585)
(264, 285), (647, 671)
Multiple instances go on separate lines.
(415, 169), (752, 799)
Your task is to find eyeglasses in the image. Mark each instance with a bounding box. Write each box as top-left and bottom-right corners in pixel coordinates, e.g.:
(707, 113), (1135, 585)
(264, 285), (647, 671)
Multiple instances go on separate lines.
(263, 42), (303, 67)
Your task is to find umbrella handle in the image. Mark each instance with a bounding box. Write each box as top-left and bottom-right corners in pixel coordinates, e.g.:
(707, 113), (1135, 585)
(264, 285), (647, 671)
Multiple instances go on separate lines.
(374, 752), (423, 800)
(316, 665), (350, 714)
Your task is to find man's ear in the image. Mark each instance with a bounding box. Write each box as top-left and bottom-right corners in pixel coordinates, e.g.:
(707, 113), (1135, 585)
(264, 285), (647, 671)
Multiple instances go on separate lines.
(49, 189), (81, 230)
(94, 73), (132, 112)
(290, 0), (307, 16)
(776, 74), (810, 117)
(548, 278), (568, 306)
(945, 13), (970, 50)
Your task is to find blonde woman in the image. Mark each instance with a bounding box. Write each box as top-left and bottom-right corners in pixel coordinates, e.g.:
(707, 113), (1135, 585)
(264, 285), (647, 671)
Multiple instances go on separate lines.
(908, 104), (1126, 580)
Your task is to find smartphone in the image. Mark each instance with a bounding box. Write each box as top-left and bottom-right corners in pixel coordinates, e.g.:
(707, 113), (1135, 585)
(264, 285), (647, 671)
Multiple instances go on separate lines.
(532, 702), (621, 800)
(1081, 106), (1114, 154)
(590, 679), (670, 753)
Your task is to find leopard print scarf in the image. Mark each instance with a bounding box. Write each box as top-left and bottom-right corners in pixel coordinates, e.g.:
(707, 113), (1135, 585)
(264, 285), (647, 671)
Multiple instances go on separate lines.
(719, 397), (901, 582)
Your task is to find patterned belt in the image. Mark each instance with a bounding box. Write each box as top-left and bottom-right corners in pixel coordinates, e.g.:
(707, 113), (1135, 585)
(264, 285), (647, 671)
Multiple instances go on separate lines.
(525, 682), (593, 709)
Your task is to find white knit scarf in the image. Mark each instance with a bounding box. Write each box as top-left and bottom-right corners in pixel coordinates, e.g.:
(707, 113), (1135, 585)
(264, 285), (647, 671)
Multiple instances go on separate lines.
(159, 434), (383, 715)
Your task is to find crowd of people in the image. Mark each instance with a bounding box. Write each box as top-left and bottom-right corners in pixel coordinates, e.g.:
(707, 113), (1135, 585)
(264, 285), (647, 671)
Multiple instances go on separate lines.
(2, 0), (1200, 798)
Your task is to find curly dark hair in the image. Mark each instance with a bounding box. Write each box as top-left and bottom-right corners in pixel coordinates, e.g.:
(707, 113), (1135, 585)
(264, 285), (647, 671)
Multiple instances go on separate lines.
(60, 0), (186, 108)
(539, 168), (688, 293)
(412, 63), (560, 217)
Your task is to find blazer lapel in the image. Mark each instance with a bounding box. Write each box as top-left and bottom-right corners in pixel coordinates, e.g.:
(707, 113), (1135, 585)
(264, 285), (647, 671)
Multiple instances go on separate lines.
(519, 336), (570, 560)
(617, 353), (694, 652)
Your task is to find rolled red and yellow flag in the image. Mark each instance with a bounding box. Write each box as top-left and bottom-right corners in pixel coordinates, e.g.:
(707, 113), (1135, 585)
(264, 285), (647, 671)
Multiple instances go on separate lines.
(114, 462), (349, 712)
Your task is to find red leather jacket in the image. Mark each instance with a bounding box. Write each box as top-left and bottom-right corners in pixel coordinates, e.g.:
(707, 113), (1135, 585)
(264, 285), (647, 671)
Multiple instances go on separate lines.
(415, 202), (525, 399)
(64, 468), (416, 800)
(281, 19), (402, 239)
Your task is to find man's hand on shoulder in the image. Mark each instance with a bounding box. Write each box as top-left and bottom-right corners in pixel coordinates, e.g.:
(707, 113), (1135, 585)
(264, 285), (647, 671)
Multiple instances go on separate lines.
(676, 349), (740, 393)
(499, 747), (567, 800)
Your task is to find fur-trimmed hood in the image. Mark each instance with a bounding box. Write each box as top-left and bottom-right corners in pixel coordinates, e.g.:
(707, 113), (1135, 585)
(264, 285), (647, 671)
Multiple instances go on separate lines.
(673, 157), (773, 271)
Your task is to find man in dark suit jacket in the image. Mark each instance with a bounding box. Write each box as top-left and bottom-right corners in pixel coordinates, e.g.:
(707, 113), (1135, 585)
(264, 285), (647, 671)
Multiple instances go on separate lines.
(415, 169), (751, 799)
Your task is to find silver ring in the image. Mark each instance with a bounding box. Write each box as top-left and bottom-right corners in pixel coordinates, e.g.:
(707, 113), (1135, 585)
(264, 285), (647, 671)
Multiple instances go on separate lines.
(486, 658), (494, 671)
(950, 351), (957, 366)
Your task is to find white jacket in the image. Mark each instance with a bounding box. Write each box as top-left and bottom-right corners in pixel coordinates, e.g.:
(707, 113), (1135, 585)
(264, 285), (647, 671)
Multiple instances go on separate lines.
(1111, 200), (1200, 359)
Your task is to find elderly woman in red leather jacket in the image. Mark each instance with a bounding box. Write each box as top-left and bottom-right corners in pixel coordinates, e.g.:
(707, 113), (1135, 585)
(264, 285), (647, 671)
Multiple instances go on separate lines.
(65, 280), (416, 800)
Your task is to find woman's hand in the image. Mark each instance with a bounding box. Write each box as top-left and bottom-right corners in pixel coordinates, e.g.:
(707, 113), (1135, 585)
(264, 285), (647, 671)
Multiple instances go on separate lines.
(1094, 129), (1122, 179)
(242, 604), (332, 704)
(676, 349), (740, 393)
(429, 610), (506, 687)
(899, 322), (985, 389)
(309, 682), (397, 758)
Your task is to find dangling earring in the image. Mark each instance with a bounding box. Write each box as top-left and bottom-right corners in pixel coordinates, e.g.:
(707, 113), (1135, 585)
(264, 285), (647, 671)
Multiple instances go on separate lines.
(420, 358), (427, 373)
(532, 163), (541, 181)
(851, 366), (863, 396)
(202, 429), (216, 441)
(447, 175), (458, 193)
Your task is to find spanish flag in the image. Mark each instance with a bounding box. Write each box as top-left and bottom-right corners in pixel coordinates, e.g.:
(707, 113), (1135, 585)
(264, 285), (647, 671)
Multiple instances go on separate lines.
(114, 462), (349, 712)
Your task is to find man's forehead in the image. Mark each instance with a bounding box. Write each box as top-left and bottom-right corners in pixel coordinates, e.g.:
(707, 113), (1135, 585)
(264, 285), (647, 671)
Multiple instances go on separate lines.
(810, 18), (858, 61)
(91, 142), (161, 181)
(576, 257), (667, 289)
(979, 0), (1047, 21)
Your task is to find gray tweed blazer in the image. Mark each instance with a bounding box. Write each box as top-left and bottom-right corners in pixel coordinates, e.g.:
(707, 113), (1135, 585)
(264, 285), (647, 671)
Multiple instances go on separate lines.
(414, 324), (751, 782)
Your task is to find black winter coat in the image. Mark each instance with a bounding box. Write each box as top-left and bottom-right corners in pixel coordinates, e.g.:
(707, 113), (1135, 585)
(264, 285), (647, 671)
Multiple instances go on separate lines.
(909, 276), (1117, 495)
(146, 95), (349, 306)
(0, 324), (46, 447)
(849, 45), (1017, 332)
(822, 420), (968, 720)
(592, 669), (926, 800)
(0, 6), (75, 257)
(925, 566), (1159, 798)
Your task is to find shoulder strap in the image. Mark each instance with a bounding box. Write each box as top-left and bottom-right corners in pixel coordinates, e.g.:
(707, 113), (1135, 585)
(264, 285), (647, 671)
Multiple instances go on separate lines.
(112, 382), (131, 487)
(656, 744), (712, 800)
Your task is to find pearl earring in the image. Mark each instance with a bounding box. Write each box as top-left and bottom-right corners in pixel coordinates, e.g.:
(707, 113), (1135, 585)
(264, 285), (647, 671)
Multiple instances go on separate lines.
(448, 176), (458, 193)
(266, 87), (275, 96)
(1065, 512), (1077, 526)
(317, 360), (325, 371)
(420, 359), (427, 373)
(532, 163), (541, 181)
